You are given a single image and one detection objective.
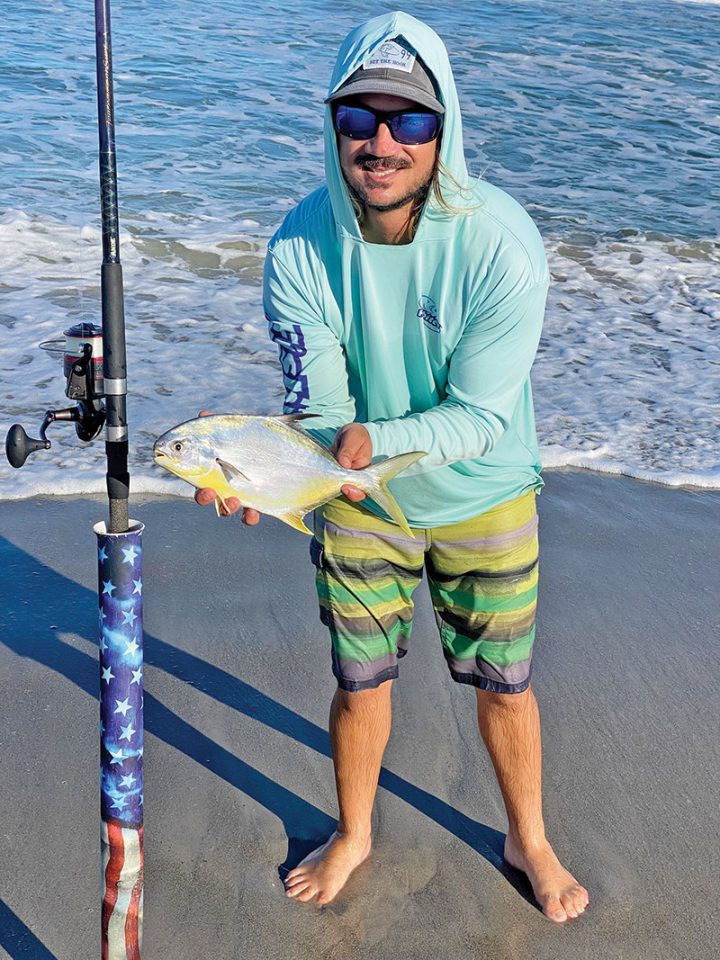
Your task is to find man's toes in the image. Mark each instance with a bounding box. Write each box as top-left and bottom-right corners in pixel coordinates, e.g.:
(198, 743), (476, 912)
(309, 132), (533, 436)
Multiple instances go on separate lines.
(284, 872), (310, 893)
(556, 885), (588, 919)
(283, 870), (306, 887)
(286, 880), (313, 899)
(294, 885), (319, 903)
(543, 895), (568, 923)
(284, 879), (307, 894)
(566, 885), (589, 915)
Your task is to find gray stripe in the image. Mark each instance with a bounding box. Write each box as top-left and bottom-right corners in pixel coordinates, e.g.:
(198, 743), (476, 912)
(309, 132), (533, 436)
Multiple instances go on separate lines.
(448, 654), (533, 687)
(327, 606), (413, 638)
(322, 553), (423, 581)
(323, 519), (421, 551)
(427, 556), (538, 584)
(431, 515), (538, 551)
(437, 610), (536, 641)
(335, 652), (399, 682)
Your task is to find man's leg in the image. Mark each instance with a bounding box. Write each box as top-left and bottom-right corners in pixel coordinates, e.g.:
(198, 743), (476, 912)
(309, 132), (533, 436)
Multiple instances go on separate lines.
(286, 496), (423, 905)
(476, 685), (589, 922)
(284, 681), (392, 905)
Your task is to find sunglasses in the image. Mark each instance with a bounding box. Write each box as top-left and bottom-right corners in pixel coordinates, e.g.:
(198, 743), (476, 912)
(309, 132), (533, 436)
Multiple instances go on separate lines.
(333, 103), (443, 145)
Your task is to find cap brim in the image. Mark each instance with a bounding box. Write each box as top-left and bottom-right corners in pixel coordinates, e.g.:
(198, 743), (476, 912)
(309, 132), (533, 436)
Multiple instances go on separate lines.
(325, 77), (444, 114)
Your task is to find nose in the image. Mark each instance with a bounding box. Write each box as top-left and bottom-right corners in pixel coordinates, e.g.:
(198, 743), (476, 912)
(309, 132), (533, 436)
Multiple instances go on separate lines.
(366, 119), (399, 155)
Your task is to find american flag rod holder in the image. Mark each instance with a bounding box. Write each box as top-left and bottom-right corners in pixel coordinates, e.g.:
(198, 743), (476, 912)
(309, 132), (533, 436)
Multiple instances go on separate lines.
(96, 522), (145, 958)
(94, 1), (144, 957)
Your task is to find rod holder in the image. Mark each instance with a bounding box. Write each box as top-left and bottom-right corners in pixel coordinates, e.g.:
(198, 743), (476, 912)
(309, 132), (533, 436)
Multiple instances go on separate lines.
(96, 518), (144, 957)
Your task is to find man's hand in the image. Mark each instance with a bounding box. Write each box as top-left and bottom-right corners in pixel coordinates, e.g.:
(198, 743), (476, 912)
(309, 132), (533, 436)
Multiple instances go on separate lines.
(193, 410), (260, 524)
(332, 423), (372, 502)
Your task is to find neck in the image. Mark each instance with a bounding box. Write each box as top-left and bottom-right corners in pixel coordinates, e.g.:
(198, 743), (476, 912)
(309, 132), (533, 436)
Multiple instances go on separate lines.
(360, 204), (415, 245)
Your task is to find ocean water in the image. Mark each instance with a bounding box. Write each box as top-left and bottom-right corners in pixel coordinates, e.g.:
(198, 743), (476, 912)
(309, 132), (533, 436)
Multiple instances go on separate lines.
(1, 0), (718, 500)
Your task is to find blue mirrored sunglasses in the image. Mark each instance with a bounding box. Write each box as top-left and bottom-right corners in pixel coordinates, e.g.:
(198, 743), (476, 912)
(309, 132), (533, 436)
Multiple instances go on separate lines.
(333, 104), (443, 145)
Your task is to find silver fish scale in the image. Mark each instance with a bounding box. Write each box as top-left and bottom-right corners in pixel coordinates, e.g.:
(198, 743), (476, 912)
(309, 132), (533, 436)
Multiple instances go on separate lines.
(197, 416), (351, 515)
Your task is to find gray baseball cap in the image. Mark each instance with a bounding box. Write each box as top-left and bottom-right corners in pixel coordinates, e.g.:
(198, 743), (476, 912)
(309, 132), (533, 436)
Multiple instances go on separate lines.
(326, 38), (444, 114)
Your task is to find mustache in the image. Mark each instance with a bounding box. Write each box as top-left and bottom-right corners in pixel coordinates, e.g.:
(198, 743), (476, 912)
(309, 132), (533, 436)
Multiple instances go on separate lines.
(354, 153), (411, 171)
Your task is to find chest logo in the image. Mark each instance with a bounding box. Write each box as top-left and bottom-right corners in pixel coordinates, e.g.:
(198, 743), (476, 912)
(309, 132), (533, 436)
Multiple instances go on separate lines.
(417, 295), (441, 332)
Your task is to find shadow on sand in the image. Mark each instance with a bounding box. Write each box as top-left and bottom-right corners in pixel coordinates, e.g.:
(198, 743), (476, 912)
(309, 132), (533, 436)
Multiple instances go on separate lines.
(0, 535), (536, 952)
(0, 900), (58, 960)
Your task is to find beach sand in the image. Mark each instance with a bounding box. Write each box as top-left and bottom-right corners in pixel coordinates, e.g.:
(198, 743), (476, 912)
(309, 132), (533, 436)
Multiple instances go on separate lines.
(1, 470), (718, 959)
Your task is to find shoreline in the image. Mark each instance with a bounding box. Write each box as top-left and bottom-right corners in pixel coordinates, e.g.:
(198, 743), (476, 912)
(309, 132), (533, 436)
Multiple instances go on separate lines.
(1, 463), (720, 509)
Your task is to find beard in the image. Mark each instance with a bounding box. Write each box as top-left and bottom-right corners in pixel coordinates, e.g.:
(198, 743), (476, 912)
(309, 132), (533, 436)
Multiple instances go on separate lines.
(343, 153), (434, 212)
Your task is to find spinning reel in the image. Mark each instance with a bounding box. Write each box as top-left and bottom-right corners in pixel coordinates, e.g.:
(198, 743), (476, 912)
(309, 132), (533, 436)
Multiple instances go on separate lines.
(6, 322), (107, 468)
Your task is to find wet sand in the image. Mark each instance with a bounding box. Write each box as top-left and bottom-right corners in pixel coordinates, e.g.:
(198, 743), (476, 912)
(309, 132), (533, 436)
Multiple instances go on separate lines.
(1, 470), (719, 959)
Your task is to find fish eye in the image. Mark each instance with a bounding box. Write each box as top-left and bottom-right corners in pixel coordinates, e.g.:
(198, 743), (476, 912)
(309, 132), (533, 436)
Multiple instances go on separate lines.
(173, 441), (184, 453)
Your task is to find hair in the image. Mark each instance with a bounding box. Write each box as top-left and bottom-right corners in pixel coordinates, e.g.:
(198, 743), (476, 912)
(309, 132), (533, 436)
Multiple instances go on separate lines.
(349, 149), (475, 242)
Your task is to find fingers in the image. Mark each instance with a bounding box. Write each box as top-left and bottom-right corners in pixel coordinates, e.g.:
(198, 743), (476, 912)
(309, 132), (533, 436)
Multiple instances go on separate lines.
(198, 410), (212, 417)
(194, 489), (244, 517)
(341, 484), (366, 502)
(213, 496), (242, 516)
(195, 488), (216, 506)
(242, 508), (261, 525)
(334, 423), (372, 470)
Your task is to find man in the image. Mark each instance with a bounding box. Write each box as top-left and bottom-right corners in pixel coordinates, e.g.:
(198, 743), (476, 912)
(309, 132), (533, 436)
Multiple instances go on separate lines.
(197, 11), (588, 922)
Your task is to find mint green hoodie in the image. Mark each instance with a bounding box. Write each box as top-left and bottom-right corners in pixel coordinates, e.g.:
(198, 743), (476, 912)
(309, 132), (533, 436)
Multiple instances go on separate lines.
(264, 11), (548, 527)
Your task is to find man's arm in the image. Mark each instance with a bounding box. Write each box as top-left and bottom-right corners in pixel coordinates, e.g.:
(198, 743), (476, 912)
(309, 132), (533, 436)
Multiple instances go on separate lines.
(196, 246), (365, 520)
(264, 246), (356, 438)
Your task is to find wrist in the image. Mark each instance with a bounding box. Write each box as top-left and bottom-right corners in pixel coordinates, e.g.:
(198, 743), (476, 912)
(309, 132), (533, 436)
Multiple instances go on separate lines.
(362, 421), (386, 459)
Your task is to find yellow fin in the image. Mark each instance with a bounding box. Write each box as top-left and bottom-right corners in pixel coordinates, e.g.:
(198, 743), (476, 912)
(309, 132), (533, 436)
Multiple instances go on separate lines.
(214, 494), (229, 517)
(354, 451), (427, 537)
(278, 509), (313, 536)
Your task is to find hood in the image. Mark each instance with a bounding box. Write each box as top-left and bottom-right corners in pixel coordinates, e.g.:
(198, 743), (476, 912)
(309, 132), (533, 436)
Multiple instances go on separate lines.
(324, 11), (470, 241)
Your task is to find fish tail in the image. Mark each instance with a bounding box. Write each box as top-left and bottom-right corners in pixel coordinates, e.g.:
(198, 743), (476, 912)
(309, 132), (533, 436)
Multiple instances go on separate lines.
(355, 451), (427, 538)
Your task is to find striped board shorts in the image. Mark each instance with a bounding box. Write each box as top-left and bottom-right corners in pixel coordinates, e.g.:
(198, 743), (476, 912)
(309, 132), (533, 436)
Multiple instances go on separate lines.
(310, 489), (539, 694)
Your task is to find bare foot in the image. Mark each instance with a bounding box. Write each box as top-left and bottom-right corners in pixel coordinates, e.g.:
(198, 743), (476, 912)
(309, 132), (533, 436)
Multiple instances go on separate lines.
(284, 831), (371, 906)
(504, 835), (589, 923)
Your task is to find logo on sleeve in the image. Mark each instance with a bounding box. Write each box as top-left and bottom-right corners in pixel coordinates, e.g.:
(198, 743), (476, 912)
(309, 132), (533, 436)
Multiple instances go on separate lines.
(267, 318), (310, 413)
(417, 295), (441, 332)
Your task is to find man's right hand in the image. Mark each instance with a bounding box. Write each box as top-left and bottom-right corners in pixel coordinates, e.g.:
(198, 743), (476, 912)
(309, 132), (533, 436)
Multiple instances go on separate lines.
(194, 486), (260, 524)
(193, 410), (260, 524)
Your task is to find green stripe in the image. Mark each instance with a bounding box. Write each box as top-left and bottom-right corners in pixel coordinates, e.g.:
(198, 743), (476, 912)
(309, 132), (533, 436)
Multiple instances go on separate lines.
(333, 621), (410, 662)
(316, 575), (413, 608)
(433, 582), (538, 615)
(442, 628), (535, 667)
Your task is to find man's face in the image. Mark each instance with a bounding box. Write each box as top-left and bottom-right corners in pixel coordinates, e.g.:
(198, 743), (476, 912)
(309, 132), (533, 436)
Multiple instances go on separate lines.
(336, 94), (439, 213)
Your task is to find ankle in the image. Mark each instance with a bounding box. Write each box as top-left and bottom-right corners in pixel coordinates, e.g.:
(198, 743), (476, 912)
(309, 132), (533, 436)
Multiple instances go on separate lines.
(506, 826), (548, 853)
(335, 825), (372, 846)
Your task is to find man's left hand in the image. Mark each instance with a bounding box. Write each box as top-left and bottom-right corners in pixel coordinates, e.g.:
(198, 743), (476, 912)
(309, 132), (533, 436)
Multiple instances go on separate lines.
(332, 423), (372, 501)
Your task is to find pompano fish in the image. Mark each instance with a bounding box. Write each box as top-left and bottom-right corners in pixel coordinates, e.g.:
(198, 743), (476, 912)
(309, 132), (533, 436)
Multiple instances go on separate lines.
(153, 414), (426, 536)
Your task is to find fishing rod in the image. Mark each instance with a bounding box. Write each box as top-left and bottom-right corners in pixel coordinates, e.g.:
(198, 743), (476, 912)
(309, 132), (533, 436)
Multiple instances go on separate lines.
(5, 0), (129, 531)
(96, 0), (130, 536)
(5, 2), (145, 956)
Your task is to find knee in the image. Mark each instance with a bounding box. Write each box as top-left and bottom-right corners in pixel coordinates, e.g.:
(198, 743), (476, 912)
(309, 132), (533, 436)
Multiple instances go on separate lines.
(476, 684), (533, 714)
(335, 680), (393, 713)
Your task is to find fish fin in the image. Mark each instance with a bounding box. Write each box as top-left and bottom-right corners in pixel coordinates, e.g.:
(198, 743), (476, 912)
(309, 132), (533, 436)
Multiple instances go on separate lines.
(214, 495), (228, 517)
(276, 413), (319, 427)
(355, 451), (427, 538)
(215, 458), (250, 485)
(278, 509), (313, 536)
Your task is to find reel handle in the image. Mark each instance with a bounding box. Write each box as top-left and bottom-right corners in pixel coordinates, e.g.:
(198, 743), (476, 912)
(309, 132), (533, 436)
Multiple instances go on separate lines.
(6, 423), (51, 469)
